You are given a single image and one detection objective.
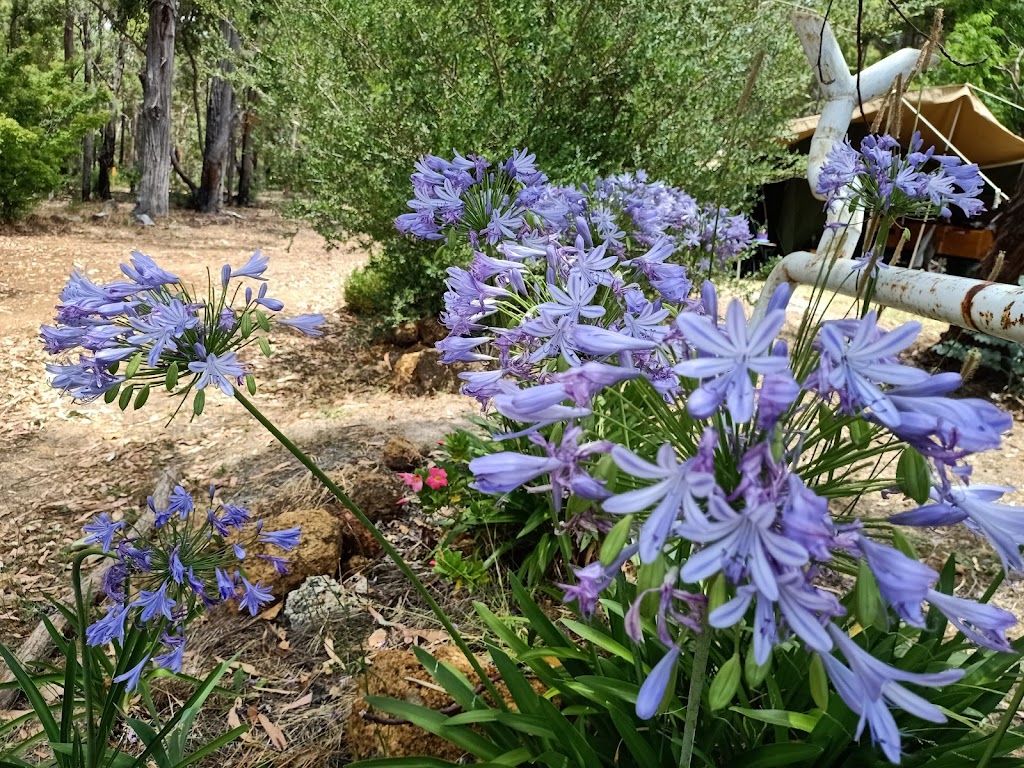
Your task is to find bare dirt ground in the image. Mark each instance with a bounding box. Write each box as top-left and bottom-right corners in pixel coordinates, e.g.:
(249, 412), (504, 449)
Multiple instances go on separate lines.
(0, 201), (472, 646)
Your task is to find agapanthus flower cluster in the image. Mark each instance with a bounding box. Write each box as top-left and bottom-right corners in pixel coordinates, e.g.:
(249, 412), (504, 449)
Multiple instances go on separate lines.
(83, 485), (301, 690)
(42, 250), (324, 410)
(403, 148), (1018, 763)
(817, 130), (984, 219)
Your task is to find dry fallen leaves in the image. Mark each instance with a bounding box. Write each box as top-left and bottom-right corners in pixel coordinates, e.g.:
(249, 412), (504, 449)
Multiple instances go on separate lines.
(258, 713), (288, 750)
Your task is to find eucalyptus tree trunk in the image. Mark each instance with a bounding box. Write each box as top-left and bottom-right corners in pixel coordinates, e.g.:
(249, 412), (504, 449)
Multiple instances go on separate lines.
(237, 89), (257, 206)
(97, 36), (127, 200)
(225, 115), (237, 204)
(197, 19), (239, 213)
(134, 0), (177, 219)
(80, 11), (93, 202)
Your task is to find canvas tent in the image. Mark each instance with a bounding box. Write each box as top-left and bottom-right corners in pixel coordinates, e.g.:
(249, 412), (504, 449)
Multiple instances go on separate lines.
(762, 83), (1024, 270)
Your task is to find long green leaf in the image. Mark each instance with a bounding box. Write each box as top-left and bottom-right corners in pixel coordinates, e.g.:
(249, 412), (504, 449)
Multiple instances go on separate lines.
(445, 709), (555, 738)
(362, 696), (502, 760)
(560, 619), (633, 663)
(170, 726), (249, 768)
(729, 707), (820, 733)
(0, 644), (62, 746)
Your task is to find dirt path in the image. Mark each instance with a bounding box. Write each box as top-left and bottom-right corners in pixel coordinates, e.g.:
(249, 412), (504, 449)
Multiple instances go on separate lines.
(0, 202), (471, 643)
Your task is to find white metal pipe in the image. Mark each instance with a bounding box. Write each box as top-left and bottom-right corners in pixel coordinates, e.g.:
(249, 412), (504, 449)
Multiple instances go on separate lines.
(755, 252), (1024, 343)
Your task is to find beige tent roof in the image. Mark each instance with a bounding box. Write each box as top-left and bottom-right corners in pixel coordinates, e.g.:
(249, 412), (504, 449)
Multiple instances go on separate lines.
(787, 84), (1024, 169)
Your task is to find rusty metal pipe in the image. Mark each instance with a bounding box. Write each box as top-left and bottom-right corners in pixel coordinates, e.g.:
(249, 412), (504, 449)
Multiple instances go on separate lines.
(754, 251), (1024, 343)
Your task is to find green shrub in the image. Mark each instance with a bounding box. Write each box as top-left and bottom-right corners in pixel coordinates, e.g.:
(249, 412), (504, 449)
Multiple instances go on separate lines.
(267, 0), (803, 324)
(0, 48), (105, 221)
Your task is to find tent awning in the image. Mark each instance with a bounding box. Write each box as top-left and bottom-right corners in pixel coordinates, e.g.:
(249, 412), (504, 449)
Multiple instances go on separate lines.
(787, 84), (1024, 169)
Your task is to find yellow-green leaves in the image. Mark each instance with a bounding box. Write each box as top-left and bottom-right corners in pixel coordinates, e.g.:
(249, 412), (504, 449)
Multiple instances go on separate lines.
(709, 652), (742, 711)
(896, 446), (932, 504)
(600, 515), (632, 567)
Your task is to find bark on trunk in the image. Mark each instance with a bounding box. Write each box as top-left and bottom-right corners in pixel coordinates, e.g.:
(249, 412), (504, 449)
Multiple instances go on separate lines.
(978, 168), (1024, 286)
(237, 88), (257, 206)
(63, 11), (74, 62)
(197, 20), (239, 213)
(97, 36), (127, 200)
(134, 0), (177, 219)
(225, 114), (237, 205)
(81, 12), (93, 202)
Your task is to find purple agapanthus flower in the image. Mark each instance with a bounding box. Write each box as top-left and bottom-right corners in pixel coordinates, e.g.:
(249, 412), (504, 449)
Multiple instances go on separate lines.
(674, 301), (789, 422)
(492, 382), (592, 438)
(679, 494), (809, 600)
(558, 543), (639, 617)
(812, 312), (929, 427)
(238, 576), (274, 616)
(86, 604), (129, 646)
(437, 334), (494, 364)
(278, 314), (325, 337)
(890, 484), (1024, 574)
(604, 443), (716, 562)
(168, 485), (194, 518)
(636, 644), (681, 720)
(113, 655), (151, 692)
(228, 250), (269, 282)
(858, 537), (937, 627)
(469, 451), (561, 494)
(925, 589), (1016, 652)
(134, 581), (176, 622)
(821, 624), (963, 764)
(188, 350), (246, 396)
(168, 547), (186, 585)
(216, 567), (238, 601)
(83, 513), (125, 552)
(555, 361), (642, 405)
(153, 631), (187, 673)
(121, 251), (179, 288)
(259, 525), (302, 551)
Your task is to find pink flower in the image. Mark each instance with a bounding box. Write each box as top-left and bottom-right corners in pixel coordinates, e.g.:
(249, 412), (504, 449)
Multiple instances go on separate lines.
(397, 472), (423, 492)
(425, 467), (448, 490)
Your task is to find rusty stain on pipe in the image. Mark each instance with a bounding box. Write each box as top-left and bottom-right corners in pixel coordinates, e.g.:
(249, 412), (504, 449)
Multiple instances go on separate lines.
(754, 252), (1024, 344)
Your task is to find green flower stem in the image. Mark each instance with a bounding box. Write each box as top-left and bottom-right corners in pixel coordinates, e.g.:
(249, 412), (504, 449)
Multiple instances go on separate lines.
(71, 552), (96, 768)
(977, 664), (1024, 768)
(232, 388), (503, 705)
(679, 623), (712, 768)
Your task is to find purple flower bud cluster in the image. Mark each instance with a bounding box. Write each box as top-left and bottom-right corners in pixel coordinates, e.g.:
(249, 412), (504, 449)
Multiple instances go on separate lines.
(84, 484), (301, 691)
(817, 131), (985, 219)
(42, 250), (325, 405)
(413, 149), (1012, 763)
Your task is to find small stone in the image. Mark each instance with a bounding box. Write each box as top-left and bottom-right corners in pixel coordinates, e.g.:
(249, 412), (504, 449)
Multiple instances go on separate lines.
(134, 213), (155, 226)
(382, 436), (422, 472)
(393, 321), (419, 346)
(283, 575), (358, 634)
(338, 469), (405, 522)
(391, 349), (478, 395)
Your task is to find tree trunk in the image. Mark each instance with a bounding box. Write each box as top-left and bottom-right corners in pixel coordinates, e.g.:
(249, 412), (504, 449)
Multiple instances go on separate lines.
(97, 36), (126, 200)
(134, 0), (177, 219)
(978, 167), (1024, 286)
(7, 0), (25, 52)
(237, 88), (257, 206)
(81, 11), (94, 202)
(197, 20), (239, 213)
(225, 114), (237, 205)
(63, 10), (74, 62)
